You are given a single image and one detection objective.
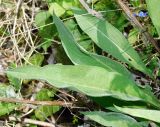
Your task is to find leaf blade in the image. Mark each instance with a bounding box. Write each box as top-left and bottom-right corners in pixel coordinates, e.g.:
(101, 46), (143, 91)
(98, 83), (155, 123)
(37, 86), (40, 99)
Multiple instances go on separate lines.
(82, 111), (142, 127)
(6, 65), (160, 107)
(74, 9), (150, 75)
(146, 0), (160, 37)
(115, 106), (160, 123)
(52, 13), (131, 76)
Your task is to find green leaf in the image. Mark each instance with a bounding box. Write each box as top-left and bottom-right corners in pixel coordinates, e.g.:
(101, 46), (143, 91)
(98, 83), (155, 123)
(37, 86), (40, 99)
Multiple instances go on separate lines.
(128, 29), (139, 45)
(52, 13), (131, 76)
(35, 11), (51, 27)
(92, 96), (147, 109)
(82, 111), (142, 127)
(115, 106), (160, 123)
(49, 2), (65, 17)
(64, 19), (93, 52)
(50, 0), (79, 10)
(35, 11), (55, 51)
(7, 74), (21, 91)
(7, 63), (21, 91)
(61, 0), (73, 10)
(74, 9), (150, 76)
(0, 84), (17, 116)
(0, 84), (17, 98)
(146, 0), (160, 37)
(0, 103), (16, 116)
(35, 88), (60, 121)
(36, 88), (54, 101)
(94, 0), (128, 31)
(29, 53), (44, 66)
(6, 65), (160, 107)
(35, 105), (60, 121)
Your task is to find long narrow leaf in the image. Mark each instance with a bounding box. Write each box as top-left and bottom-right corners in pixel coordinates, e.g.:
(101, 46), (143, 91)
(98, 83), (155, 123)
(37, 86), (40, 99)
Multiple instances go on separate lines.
(82, 111), (142, 127)
(6, 65), (160, 107)
(146, 0), (160, 37)
(74, 9), (150, 76)
(115, 106), (160, 123)
(52, 13), (131, 76)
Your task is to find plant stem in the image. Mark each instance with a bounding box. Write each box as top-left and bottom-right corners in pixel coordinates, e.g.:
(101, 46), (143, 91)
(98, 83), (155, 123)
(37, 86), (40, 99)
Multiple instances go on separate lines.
(0, 97), (72, 107)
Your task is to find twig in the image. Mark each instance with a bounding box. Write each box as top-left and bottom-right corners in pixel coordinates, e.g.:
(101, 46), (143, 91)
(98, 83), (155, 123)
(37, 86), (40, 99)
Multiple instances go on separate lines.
(116, 0), (160, 53)
(56, 88), (76, 101)
(78, 0), (103, 19)
(0, 97), (72, 107)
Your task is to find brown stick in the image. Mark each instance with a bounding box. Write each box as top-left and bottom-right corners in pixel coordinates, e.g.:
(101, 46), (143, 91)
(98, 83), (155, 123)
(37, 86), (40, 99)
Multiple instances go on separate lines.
(0, 97), (72, 107)
(116, 0), (160, 53)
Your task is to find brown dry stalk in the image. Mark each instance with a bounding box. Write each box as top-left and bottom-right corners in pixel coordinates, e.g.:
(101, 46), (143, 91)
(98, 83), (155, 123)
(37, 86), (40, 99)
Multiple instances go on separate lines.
(0, 97), (72, 107)
(117, 0), (160, 53)
(78, 0), (103, 19)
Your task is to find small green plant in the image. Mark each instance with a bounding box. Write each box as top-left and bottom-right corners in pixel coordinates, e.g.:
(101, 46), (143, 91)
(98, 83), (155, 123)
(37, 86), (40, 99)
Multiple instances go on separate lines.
(4, 0), (160, 126)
